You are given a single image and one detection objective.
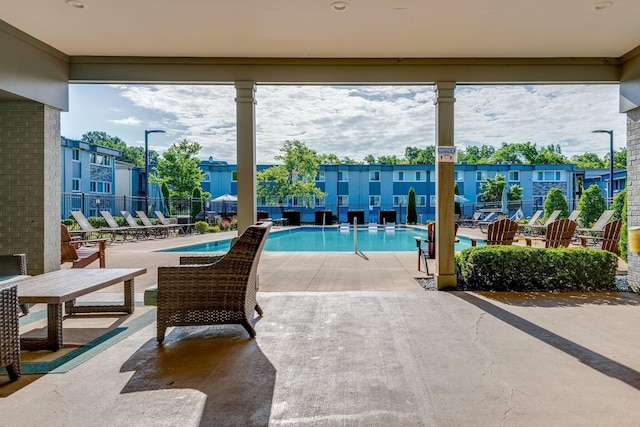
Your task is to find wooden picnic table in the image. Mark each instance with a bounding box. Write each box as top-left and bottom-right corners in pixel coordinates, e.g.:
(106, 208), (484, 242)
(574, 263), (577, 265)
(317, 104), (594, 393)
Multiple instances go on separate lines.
(17, 268), (146, 351)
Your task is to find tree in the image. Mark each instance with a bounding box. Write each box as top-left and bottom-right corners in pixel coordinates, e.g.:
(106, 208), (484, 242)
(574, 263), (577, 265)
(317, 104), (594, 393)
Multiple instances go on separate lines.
(407, 187), (417, 224)
(152, 139), (204, 200)
(577, 184), (606, 227)
(613, 147), (627, 169)
(160, 181), (172, 214)
(543, 188), (569, 220)
(257, 140), (327, 214)
(191, 186), (203, 223)
(571, 153), (605, 169)
(81, 131), (159, 166)
(454, 182), (461, 215)
(457, 144), (495, 164)
(478, 174), (523, 206)
(405, 146), (436, 164)
(534, 144), (568, 164)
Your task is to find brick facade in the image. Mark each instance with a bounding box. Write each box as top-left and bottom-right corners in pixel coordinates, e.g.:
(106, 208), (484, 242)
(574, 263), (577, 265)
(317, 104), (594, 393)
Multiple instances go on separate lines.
(0, 101), (61, 274)
(627, 108), (640, 292)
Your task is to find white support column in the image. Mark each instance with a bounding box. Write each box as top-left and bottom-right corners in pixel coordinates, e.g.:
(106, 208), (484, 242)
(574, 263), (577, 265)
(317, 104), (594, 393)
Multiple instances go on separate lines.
(434, 82), (457, 290)
(235, 81), (257, 234)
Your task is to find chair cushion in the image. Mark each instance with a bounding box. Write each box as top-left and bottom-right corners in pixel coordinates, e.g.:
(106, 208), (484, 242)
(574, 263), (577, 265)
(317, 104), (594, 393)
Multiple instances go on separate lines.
(0, 275), (30, 284)
(144, 284), (158, 306)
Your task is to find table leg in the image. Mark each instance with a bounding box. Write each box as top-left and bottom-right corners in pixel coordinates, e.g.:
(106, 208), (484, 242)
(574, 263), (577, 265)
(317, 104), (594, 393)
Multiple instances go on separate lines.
(65, 279), (135, 314)
(20, 303), (63, 351)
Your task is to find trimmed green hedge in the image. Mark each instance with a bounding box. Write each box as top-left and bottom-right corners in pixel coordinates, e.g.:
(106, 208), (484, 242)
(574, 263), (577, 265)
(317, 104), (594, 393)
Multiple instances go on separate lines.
(455, 245), (617, 292)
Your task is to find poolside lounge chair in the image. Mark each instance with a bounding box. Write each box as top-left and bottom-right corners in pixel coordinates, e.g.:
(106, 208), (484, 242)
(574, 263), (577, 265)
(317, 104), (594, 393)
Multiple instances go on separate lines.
(120, 210), (160, 239)
(414, 222), (459, 275)
(458, 211), (482, 228)
(61, 224), (106, 268)
(70, 210), (110, 240)
(525, 218), (577, 248)
(155, 211), (192, 234)
(568, 209), (581, 221)
(576, 210), (615, 235)
(517, 210), (543, 235)
(470, 218), (519, 247)
(578, 218), (623, 256)
(156, 221), (271, 342)
(527, 210), (562, 235)
(100, 211), (139, 241)
(136, 210), (178, 237)
(477, 212), (498, 233)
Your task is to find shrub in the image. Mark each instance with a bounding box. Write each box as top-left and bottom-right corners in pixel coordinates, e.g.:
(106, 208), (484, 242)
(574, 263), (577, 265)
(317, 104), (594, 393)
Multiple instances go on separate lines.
(617, 188), (628, 261)
(578, 184), (606, 227)
(191, 187), (203, 224)
(194, 221), (209, 234)
(208, 225), (220, 233)
(543, 187), (569, 219)
(407, 187), (417, 224)
(455, 245), (617, 292)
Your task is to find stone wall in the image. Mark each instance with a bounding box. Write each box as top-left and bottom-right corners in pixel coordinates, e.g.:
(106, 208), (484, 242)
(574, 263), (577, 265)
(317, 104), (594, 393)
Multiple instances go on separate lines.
(627, 108), (640, 292)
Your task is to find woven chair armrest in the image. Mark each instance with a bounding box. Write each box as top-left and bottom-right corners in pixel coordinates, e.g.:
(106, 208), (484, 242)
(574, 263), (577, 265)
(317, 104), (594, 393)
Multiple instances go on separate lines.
(0, 254), (27, 275)
(179, 255), (224, 265)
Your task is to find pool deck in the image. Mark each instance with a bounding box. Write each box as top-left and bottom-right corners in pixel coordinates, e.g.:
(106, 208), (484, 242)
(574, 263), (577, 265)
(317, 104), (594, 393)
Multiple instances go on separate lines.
(2, 224), (637, 426)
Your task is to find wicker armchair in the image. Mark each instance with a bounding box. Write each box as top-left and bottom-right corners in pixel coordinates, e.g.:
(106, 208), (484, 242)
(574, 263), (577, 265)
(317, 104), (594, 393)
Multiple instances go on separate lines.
(0, 282), (21, 381)
(0, 253), (29, 315)
(156, 222), (272, 343)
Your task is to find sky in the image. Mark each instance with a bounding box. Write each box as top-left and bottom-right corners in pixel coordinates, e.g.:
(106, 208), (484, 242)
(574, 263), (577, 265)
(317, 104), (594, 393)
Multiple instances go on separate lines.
(61, 83), (627, 165)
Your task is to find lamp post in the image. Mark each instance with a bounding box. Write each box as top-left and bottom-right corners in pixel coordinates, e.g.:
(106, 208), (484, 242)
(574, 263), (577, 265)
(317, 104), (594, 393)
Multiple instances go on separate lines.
(592, 130), (614, 207)
(144, 129), (165, 211)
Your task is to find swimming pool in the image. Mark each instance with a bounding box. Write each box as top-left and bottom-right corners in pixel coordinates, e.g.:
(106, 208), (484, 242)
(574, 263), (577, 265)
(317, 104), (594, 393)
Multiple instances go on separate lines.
(161, 226), (480, 253)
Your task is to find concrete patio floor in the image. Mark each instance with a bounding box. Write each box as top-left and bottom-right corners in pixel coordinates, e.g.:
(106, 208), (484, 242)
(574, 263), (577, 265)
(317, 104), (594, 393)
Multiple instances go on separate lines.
(1, 226), (638, 426)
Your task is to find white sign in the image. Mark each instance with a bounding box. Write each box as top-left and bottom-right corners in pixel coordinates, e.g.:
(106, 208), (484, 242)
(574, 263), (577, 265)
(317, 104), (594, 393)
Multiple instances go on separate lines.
(437, 146), (457, 163)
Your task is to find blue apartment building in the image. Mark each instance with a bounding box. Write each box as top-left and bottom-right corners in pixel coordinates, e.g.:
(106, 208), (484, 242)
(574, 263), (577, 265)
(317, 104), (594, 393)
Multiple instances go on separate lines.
(61, 137), (625, 223)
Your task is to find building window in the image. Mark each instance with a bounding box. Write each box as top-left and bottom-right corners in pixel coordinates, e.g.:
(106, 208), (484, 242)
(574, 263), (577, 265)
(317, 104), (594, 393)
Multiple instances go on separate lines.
(534, 171), (563, 181)
(231, 171), (237, 181)
(476, 171), (487, 182)
(415, 171), (422, 181)
(316, 171), (325, 182)
(508, 171), (520, 182)
(72, 149), (80, 161)
(90, 181), (111, 194)
(202, 172), (210, 182)
(338, 171), (348, 182)
(417, 195), (427, 207)
(72, 178), (81, 192)
(393, 195), (407, 206)
(369, 171), (380, 182)
(454, 171), (463, 181)
(315, 196), (325, 206)
(90, 153), (111, 166)
(338, 195), (348, 206)
(369, 195), (380, 206)
(394, 171), (405, 182)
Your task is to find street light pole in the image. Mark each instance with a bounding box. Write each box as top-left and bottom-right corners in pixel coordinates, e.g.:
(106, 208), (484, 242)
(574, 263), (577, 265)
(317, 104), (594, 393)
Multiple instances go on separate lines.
(144, 129), (165, 211)
(592, 130), (614, 207)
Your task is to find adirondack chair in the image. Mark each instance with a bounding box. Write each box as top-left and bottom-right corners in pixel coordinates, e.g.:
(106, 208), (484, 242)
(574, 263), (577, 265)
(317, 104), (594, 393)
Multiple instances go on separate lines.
(61, 224), (107, 268)
(470, 218), (519, 247)
(517, 209), (543, 235)
(578, 218), (623, 256)
(415, 222), (459, 275)
(526, 218), (577, 248)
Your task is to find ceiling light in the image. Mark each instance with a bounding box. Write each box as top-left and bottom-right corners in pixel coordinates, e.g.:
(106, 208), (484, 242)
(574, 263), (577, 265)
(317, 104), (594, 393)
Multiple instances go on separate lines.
(330, 2), (349, 12)
(594, 1), (613, 10)
(65, 0), (86, 9)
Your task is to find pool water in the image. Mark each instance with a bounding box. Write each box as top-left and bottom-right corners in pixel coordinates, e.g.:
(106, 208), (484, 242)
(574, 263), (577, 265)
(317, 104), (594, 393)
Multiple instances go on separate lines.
(161, 226), (479, 253)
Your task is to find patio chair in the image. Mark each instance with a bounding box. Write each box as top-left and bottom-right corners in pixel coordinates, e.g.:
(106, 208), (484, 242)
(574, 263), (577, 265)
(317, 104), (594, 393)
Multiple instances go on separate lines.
(576, 210), (615, 235)
(458, 211), (482, 228)
(100, 211), (138, 241)
(516, 210), (543, 235)
(61, 224), (107, 268)
(526, 218), (577, 248)
(155, 210), (192, 235)
(70, 210), (111, 240)
(136, 210), (177, 237)
(470, 218), (519, 247)
(414, 222), (459, 275)
(478, 211), (498, 233)
(567, 209), (581, 221)
(0, 253), (30, 315)
(156, 221), (272, 342)
(0, 282), (20, 381)
(578, 218), (623, 256)
(120, 210), (160, 239)
(527, 210), (561, 235)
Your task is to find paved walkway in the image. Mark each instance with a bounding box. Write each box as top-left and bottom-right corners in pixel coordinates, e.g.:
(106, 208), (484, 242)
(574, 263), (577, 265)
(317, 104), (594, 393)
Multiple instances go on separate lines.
(1, 225), (637, 426)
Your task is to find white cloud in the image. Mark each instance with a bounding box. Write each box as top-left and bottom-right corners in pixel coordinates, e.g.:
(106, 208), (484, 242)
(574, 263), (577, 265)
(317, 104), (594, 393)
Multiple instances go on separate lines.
(63, 83), (627, 164)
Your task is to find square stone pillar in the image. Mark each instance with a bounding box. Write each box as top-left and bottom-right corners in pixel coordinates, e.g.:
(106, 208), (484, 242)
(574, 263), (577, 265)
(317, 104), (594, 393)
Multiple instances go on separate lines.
(434, 82), (457, 290)
(0, 101), (61, 274)
(627, 108), (640, 292)
(235, 81), (257, 234)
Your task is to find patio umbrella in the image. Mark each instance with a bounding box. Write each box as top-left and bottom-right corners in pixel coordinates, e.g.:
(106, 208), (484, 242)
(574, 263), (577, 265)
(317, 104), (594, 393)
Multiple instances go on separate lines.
(501, 186), (509, 215)
(211, 194), (237, 214)
(454, 195), (469, 203)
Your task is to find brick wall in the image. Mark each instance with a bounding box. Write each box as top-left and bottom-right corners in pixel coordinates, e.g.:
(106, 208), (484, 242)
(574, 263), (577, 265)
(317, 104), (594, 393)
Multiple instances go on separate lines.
(0, 101), (61, 274)
(627, 108), (640, 292)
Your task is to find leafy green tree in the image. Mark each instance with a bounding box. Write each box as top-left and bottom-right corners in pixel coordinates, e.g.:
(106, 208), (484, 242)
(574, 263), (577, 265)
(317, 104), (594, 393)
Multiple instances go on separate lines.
(577, 184), (606, 227)
(160, 181), (172, 214)
(534, 144), (568, 164)
(543, 188), (569, 219)
(363, 155), (376, 164)
(613, 147), (627, 169)
(376, 155), (405, 165)
(611, 187), (626, 221)
(407, 187), (417, 224)
(571, 153), (605, 169)
(152, 139), (204, 200)
(405, 146), (436, 164)
(257, 140), (327, 214)
(191, 186), (203, 223)
(457, 144), (495, 164)
(477, 174), (522, 203)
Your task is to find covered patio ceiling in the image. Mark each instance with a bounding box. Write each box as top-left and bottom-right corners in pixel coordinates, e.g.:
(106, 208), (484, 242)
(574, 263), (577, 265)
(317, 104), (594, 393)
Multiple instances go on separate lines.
(2, 0), (639, 59)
